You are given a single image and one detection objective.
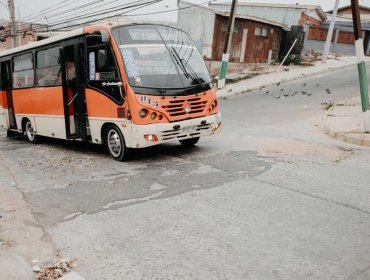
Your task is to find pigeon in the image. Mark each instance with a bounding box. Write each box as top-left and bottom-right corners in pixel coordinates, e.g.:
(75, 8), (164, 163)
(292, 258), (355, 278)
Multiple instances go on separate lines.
(316, 83), (320, 87)
(277, 82), (281, 86)
(280, 88), (284, 92)
(303, 83), (307, 86)
(228, 89), (233, 93)
(221, 96), (228, 100)
(274, 94), (280, 99)
(306, 91), (312, 96)
(302, 91), (307, 95)
(326, 89), (331, 94)
(290, 91), (296, 96)
(284, 93), (289, 97)
(264, 91), (269, 95)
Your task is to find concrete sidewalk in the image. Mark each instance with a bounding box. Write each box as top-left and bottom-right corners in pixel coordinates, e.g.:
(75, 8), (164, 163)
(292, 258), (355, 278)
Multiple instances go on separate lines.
(324, 97), (370, 147)
(217, 56), (370, 98)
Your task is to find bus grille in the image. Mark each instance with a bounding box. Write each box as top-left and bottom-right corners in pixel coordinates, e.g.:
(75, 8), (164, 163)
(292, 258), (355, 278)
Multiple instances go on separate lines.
(162, 97), (207, 117)
(159, 123), (211, 141)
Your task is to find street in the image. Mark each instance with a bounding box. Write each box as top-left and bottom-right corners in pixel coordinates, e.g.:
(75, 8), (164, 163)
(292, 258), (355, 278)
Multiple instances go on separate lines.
(1, 64), (370, 279)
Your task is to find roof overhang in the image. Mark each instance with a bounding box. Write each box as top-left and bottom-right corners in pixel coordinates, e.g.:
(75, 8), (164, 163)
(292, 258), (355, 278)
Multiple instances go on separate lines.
(216, 11), (286, 29)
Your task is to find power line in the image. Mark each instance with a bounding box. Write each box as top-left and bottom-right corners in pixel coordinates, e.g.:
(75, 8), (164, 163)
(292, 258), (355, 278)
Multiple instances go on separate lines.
(22, 0), (74, 20)
(25, 0), (103, 22)
(125, 0), (217, 17)
(30, 0), (150, 26)
(3, 0), (161, 36)
(0, 0), (9, 11)
(2, 0), (216, 39)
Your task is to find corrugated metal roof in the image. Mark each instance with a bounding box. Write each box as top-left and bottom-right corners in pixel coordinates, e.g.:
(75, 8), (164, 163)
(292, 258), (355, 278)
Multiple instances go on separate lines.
(179, 1), (286, 28)
(210, 2), (327, 20)
(211, 2), (319, 10)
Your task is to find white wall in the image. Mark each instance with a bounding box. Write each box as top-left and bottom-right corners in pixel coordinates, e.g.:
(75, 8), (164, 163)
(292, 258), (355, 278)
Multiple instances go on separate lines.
(177, 2), (216, 59)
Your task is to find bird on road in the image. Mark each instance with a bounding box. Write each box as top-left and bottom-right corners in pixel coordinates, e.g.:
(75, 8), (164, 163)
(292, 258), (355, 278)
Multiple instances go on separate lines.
(326, 89), (332, 94)
(274, 94), (280, 99)
(280, 88), (284, 91)
(228, 89), (233, 93)
(306, 91), (312, 96)
(284, 93), (289, 97)
(277, 82), (281, 86)
(264, 91), (269, 95)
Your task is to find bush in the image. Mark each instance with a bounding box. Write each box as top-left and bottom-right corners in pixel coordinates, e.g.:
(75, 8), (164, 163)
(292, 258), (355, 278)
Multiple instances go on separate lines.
(293, 55), (302, 65)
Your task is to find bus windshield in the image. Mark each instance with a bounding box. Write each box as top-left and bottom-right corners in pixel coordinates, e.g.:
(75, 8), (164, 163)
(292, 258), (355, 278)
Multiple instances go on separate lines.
(112, 25), (212, 94)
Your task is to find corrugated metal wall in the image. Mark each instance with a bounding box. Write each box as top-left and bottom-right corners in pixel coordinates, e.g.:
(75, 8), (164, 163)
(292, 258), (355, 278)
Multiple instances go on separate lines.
(308, 27), (355, 45)
(211, 15), (282, 63)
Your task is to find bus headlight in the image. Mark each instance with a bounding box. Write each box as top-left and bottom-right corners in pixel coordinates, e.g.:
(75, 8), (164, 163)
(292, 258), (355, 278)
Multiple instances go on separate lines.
(139, 109), (148, 118)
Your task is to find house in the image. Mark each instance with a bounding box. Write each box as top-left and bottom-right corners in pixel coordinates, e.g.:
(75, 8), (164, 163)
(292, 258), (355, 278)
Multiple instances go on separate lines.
(208, 2), (327, 29)
(0, 21), (50, 51)
(304, 5), (370, 56)
(327, 4), (370, 21)
(177, 1), (285, 63)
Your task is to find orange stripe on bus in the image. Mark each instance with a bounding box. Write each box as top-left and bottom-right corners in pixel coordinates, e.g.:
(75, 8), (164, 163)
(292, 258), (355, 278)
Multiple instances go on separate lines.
(85, 88), (123, 118)
(0, 91), (8, 109)
(12, 87), (64, 115)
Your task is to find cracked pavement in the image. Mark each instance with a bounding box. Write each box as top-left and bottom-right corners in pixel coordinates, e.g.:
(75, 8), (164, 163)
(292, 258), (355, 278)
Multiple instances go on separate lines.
(1, 65), (370, 279)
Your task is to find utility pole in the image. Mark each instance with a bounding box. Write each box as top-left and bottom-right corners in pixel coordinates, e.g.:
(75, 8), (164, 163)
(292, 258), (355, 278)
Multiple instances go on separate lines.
(218, 0), (238, 89)
(322, 0), (340, 64)
(8, 0), (16, 48)
(351, 0), (369, 132)
(18, 7), (21, 47)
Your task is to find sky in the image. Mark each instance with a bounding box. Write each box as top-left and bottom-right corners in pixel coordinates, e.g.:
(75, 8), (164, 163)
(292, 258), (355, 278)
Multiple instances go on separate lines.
(1, 0), (370, 23)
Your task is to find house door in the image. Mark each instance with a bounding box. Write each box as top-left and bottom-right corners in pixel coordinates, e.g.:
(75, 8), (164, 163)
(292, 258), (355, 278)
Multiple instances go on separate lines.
(1, 61), (17, 129)
(240, 29), (248, 63)
(60, 42), (89, 140)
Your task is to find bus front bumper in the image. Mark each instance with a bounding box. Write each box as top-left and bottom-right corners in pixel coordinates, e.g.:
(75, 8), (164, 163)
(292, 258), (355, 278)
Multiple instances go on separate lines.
(129, 113), (222, 148)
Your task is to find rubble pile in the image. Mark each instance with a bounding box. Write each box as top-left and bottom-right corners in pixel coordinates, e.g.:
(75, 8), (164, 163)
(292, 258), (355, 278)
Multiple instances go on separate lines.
(34, 258), (77, 280)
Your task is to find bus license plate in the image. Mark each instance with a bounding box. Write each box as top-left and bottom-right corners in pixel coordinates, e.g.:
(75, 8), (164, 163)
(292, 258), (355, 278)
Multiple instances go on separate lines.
(182, 125), (197, 134)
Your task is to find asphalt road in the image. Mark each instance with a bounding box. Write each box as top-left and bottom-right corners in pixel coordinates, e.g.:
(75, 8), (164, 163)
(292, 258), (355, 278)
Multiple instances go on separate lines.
(1, 64), (370, 279)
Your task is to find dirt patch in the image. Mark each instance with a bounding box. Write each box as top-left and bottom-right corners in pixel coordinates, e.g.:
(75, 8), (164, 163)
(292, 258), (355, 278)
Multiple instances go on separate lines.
(258, 139), (353, 162)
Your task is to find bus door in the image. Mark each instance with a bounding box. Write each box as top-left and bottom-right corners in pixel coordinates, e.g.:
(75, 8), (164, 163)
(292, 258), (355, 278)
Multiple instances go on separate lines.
(60, 42), (89, 141)
(0, 61), (17, 130)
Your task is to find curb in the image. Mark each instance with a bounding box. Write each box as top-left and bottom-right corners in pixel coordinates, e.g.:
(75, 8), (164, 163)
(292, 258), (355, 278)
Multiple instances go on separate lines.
(217, 60), (361, 99)
(323, 102), (370, 148)
(324, 126), (370, 147)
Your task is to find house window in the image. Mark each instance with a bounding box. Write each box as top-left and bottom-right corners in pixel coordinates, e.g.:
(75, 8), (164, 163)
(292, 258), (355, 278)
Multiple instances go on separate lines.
(233, 23), (240, 33)
(36, 46), (62, 86)
(222, 22), (240, 33)
(255, 27), (269, 37)
(12, 53), (34, 89)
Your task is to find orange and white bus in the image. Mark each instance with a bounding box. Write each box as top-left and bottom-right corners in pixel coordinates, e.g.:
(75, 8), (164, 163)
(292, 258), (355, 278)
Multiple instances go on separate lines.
(0, 23), (221, 161)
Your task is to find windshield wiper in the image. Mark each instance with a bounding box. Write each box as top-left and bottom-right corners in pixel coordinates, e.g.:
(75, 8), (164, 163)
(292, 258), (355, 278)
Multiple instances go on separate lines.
(170, 47), (205, 89)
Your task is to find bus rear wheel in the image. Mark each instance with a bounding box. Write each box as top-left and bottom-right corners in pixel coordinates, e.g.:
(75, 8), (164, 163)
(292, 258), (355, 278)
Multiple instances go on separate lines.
(106, 125), (129, 161)
(179, 137), (200, 146)
(24, 119), (39, 144)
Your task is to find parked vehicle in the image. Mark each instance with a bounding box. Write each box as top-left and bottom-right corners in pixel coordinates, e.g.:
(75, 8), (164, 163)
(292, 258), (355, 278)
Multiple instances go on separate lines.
(0, 23), (221, 161)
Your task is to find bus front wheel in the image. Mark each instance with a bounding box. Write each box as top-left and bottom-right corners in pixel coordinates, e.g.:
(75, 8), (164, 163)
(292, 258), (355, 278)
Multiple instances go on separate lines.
(179, 137), (200, 146)
(106, 125), (129, 161)
(24, 119), (39, 144)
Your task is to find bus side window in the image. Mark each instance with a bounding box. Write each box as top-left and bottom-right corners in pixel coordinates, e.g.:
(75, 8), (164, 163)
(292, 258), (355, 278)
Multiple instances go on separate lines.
(87, 44), (124, 104)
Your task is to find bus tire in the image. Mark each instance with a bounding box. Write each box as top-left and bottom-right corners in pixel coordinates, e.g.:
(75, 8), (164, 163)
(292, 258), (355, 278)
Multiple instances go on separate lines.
(106, 125), (129, 161)
(179, 137), (200, 146)
(24, 119), (39, 144)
